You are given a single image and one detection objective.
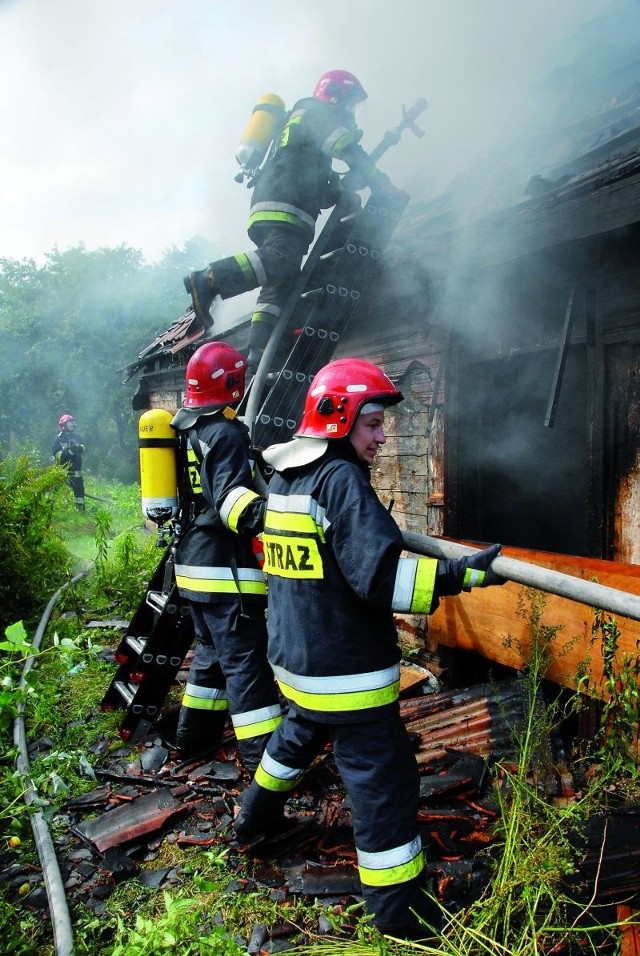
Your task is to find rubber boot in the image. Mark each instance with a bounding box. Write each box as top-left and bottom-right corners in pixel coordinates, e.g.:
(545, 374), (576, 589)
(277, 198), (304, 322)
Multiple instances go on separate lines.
(245, 347), (263, 380)
(236, 732), (272, 776)
(174, 706), (227, 758)
(183, 267), (217, 330)
(233, 781), (288, 842)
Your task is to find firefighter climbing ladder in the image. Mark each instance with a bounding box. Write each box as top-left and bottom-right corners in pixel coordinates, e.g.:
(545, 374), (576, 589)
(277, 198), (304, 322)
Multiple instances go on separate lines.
(100, 98), (428, 741)
(244, 97), (428, 448)
(245, 183), (410, 450)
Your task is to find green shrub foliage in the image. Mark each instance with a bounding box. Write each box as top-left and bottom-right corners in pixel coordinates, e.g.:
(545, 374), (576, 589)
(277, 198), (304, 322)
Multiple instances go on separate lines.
(0, 454), (72, 633)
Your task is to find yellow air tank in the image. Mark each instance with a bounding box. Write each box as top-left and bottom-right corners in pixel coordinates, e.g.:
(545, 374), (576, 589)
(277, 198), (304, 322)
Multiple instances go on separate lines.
(235, 93), (286, 177)
(138, 409), (179, 526)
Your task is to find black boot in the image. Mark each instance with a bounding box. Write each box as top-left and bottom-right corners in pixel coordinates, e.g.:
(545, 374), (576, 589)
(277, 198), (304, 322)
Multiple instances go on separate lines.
(233, 783), (288, 842)
(245, 347), (263, 379)
(237, 732), (273, 776)
(183, 267), (216, 330)
(174, 706), (227, 758)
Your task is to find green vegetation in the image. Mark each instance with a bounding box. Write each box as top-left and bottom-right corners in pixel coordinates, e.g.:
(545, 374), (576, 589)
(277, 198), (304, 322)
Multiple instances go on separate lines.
(578, 608), (640, 783)
(0, 454), (72, 634)
(0, 237), (219, 484)
(0, 459), (639, 954)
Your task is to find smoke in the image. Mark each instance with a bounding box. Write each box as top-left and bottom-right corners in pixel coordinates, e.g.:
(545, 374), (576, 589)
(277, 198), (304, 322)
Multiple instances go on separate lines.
(0, 0), (635, 278)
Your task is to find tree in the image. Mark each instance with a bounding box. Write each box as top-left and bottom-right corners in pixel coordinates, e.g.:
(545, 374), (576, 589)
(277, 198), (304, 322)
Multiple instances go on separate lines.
(0, 236), (219, 482)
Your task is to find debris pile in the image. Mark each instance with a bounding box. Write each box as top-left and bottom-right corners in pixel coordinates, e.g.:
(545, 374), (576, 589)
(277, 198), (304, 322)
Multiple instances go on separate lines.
(4, 673), (640, 950)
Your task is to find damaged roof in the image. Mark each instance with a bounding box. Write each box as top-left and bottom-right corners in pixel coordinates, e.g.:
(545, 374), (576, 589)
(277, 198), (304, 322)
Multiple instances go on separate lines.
(394, 42), (640, 269)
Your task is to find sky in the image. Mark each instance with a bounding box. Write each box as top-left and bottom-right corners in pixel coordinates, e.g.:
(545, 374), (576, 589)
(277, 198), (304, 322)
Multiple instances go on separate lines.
(0, 0), (638, 271)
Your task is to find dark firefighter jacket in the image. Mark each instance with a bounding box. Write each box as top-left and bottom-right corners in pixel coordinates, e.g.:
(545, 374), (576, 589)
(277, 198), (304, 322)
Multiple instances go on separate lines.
(248, 96), (382, 244)
(51, 432), (85, 475)
(174, 411), (266, 606)
(262, 443), (463, 725)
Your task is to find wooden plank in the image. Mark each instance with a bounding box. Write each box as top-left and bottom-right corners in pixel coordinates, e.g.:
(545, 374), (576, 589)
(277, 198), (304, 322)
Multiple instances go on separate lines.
(618, 906), (640, 955)
(426, 545), (640, 695)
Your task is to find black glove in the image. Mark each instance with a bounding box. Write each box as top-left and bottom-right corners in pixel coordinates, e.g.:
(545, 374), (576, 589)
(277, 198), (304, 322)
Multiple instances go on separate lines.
(461, 543), (505, 590)
(435, 543), (505, 597)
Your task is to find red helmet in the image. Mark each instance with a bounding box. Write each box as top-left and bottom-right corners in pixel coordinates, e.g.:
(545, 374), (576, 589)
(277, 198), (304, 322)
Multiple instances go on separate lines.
(312, 70), (367, 107)
(59, 414), (74, 428)
(183, 342), (246, 410)
(295, 358), (402, 440)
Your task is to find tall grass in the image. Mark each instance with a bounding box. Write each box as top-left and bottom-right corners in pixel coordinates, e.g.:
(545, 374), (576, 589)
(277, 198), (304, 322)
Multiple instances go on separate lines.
(287, 591), (634, 956)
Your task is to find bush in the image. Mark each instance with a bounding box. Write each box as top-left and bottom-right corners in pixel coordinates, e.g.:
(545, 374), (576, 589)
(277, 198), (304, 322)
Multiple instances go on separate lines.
(0, 454), (72, 634)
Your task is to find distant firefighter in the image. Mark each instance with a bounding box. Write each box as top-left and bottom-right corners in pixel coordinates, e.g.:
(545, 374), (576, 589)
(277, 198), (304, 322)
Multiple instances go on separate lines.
(52, 414), (86, 511)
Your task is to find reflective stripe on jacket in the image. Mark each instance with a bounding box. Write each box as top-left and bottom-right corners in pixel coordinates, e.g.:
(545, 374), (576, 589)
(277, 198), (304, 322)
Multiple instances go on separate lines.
(262, 446), (439, 723)
(249, 96), (375, 241)
(175, 413), (266, 604)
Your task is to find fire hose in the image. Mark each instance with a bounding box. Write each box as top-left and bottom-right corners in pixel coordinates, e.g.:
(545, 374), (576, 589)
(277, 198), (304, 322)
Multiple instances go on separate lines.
(401, 531), (640, 623)
(13, 570), (90, 956)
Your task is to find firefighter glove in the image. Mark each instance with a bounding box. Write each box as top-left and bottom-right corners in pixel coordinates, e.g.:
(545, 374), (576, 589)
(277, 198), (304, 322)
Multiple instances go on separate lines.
(461, 543), (505, 590)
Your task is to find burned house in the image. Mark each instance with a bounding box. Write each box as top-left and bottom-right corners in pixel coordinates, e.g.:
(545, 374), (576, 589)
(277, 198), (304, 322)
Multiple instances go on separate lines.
(96, 31), (640, 947)
(126, 22), (640, 692)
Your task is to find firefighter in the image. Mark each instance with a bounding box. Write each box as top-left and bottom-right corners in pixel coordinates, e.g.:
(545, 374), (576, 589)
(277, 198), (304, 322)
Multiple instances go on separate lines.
(170, 341), (282, 768)
(183, 70), (394, 371)
(52, 414), (86, 511)
(233, 357), (505, 938)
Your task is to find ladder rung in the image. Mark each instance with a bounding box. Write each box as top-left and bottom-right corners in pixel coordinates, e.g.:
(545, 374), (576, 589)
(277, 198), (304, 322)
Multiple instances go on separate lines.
(320, 246), (344, 261)
(146, 590), (168, 614)
(114, 681), (136, 706)
(125, 636), (147, 655)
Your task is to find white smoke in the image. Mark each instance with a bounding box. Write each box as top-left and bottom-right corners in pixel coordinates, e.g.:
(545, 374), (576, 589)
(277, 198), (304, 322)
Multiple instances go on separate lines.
(0, 0), (634, 267)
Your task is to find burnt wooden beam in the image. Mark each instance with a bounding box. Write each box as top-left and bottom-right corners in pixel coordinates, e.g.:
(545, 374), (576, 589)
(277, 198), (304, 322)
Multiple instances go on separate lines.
(585, 268), (606, 556)
(544, 283), (578, 428)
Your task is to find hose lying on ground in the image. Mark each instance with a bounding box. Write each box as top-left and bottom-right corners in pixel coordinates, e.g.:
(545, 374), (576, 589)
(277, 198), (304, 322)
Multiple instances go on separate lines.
(12, 570), (90, 956)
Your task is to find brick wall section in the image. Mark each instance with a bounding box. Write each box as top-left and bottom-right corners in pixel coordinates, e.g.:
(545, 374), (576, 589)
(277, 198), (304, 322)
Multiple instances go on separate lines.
(364, 346), (446, 655)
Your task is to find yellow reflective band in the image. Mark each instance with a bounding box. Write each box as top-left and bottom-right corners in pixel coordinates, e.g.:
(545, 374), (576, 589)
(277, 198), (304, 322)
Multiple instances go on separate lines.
(234, 253), (258, 283)
(233, 714), (282, 740)
(359, 848), (424, 887)
(225, 488), (260, 533)
(251, 310), (278, 327)
(255, 764), (301, 792)
(463, 567), (486, 587)
(332, 131), (358, 156)
(263, 533), (323, 579)
(276, 676), (400, 712)
(410, 558), (437, 613)
(248, 210), (307, 231)
(265, 508), (325, 540)
(279, 112), (303, 148)
(175, 573), (266, 596)
(186, 447), (202, 493)
(182, 693), (228, 712)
